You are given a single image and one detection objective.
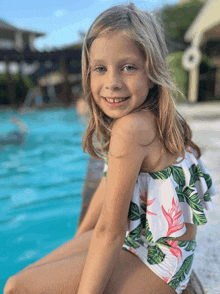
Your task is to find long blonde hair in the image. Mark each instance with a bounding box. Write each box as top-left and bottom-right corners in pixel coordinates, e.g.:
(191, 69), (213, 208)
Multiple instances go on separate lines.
(81, 2), (201, 161)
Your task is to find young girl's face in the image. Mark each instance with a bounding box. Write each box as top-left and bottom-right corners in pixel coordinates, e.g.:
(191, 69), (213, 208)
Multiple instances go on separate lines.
(89, 31), (154, 119)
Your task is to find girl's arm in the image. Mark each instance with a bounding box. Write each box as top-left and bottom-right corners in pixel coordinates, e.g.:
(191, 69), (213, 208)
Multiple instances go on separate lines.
(10, 117), (28, 133)
(75, 176), (106, 237)
(77, 113), (155, 294)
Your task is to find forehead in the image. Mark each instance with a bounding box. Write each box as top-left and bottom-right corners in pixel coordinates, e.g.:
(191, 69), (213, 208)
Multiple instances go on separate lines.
(89, 31), (145, 63)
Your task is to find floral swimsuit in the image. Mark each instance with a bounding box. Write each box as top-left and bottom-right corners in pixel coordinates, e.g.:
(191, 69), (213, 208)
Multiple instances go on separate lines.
(103, 147), (217, 294)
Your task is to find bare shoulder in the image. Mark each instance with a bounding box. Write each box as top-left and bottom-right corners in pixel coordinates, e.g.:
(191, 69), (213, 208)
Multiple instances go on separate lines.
(111, 110), (157, 146)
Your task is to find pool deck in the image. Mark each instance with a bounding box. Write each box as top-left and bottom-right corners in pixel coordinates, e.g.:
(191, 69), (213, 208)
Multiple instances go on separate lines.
(176, 102), (220, 294)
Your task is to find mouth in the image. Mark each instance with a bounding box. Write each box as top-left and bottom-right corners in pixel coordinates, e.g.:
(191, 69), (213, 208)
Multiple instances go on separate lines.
(102, 96), (130, 104)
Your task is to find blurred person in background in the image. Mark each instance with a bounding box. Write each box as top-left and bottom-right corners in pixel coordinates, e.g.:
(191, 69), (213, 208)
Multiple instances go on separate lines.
(0, 116), (28, 147)
(34, 86), (43, 109)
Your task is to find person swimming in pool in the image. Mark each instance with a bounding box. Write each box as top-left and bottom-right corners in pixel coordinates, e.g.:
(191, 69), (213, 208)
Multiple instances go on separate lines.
(0, 116), (28, 146)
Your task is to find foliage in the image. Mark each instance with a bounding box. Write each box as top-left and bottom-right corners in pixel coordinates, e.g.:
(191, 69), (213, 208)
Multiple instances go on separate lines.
(0, 73), (34, 105)
(156, 0), (205, 45)
(166, 51), (188, 102)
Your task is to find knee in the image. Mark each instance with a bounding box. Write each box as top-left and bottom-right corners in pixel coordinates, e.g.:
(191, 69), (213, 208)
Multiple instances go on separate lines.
(4, 276), (17, 294)
(4, 275), (24, 294)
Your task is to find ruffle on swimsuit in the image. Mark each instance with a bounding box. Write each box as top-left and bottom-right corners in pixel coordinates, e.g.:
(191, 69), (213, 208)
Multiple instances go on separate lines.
(102, 147), (218, 293)
(103, 147), (217, 244)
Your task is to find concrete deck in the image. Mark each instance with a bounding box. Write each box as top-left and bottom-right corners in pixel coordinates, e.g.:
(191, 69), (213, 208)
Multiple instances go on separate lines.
(177, 102), (220, 294)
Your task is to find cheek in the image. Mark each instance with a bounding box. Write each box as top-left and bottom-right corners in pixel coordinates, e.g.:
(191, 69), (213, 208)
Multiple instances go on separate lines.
(90, 76), (101, 94)
(131, 78), (149, 96)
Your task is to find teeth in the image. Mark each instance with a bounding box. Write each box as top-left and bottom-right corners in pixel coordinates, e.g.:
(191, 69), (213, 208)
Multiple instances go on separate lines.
(105, 97), (126, 103)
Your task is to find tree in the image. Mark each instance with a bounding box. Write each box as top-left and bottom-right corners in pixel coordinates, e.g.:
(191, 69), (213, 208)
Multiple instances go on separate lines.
(156, 0), (205, 47)
(78, 30), (86, 42)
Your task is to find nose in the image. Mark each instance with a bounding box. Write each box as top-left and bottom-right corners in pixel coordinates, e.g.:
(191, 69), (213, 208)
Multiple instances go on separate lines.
(105, 69), (122, 90)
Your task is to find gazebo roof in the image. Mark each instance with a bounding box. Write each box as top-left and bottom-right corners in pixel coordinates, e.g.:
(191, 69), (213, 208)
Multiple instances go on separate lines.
(0, 18), (46, 37)
(184, 0), (220, 42)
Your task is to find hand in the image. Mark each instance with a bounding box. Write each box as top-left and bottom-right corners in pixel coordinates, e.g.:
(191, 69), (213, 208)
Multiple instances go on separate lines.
(10, 116), (19, 124)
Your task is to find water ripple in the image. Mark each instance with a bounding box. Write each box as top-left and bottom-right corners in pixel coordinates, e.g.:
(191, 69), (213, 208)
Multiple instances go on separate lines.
(0, 108), (88, 286)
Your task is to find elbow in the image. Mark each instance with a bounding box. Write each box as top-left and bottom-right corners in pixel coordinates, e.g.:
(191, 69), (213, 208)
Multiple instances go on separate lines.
(95, 222), (126, 243)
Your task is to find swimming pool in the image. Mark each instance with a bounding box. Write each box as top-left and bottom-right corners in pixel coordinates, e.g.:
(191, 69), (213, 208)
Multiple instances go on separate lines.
(0, 108), (88, 291)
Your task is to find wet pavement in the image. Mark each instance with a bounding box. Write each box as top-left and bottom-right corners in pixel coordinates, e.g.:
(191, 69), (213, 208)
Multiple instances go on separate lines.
(177, 102), (220, 294)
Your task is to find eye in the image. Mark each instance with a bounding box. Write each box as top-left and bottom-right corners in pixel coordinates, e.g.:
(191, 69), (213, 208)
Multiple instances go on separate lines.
(123, 65), (136, 71)
(94, 66), (106, 72)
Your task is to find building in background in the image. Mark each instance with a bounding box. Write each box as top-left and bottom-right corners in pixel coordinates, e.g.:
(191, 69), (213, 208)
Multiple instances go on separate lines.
(0, 19), (83, 108)
(0, 18), (45, 52)
(182, 0), (220, 102)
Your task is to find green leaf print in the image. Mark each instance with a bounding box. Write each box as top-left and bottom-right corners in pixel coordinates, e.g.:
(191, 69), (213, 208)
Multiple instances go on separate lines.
(175, 186), (184, 202)
(103, 171), (107, 179)
(170, 166), (185, 186)
(103, 153), (108, 164)
(189, 164), (203, 183)
(203, 173), (212, 190)
(145, 219), (153, 243)
(129, 223), (142, 240)
(149, 167), (172, 180)
(156, 237), (173, 249)
(141, 214), (146, 229)
(147, 244), (165, 265)
(178, 241), (187, 247)
(168, 254), (194, 290)
(192, 211), (207, 225)
(136, 239), (145, 246)
(185, 192), (203, 213)
(203, 190), (212, 202)
(141, 202), (146, 212)
(128, 202), (140, 221)
(183, 186), (195, 198)
(178, 240), (196, 252)
(123, 236), (140, 249)
(132, 243), (140, 249)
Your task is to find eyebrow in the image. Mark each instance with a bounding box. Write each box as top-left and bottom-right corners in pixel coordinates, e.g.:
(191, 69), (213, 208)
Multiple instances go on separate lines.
(90, 56), (140, 64)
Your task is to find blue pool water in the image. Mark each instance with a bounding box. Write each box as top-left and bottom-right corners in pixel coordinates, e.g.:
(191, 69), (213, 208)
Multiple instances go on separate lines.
(0, 108), (88, 291)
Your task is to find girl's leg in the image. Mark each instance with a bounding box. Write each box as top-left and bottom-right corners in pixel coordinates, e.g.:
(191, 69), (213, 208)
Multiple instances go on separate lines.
(22, 229), (94, 272)
(4, 251), (88, 294)
(4, 247), (176, 294)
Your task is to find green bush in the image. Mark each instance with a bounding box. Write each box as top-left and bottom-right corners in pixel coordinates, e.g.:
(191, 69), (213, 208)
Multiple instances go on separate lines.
(166, 51), (188, 102)
(156, 0), (204, 45)
(0, 73), (34, 106)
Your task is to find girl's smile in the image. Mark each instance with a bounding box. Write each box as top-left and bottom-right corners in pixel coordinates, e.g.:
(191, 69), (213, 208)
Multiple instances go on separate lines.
(102, 96), (130, 106)
(89, 31), (154, 119)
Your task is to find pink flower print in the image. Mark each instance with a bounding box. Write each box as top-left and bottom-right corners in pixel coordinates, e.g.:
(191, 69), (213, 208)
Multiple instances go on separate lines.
(140, 189), (157, 216)
(129, 247), (138, 255)
(167, 240), (183, 263)
(140, 188), (148, 203)
(147, 199), (157, 216)
(162, 270), (173, 283)
(162, 276), (169, 283)
(161, 197), (184, 237)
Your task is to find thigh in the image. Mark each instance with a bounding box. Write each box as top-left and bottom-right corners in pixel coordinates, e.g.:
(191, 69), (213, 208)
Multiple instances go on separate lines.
(104, 249), (176, 294)
(5, 251), (88, 294)
(22, 229), (94, 271)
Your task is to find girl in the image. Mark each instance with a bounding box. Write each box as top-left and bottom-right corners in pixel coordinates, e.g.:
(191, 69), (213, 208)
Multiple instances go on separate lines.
(4, 2), (217, 294)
